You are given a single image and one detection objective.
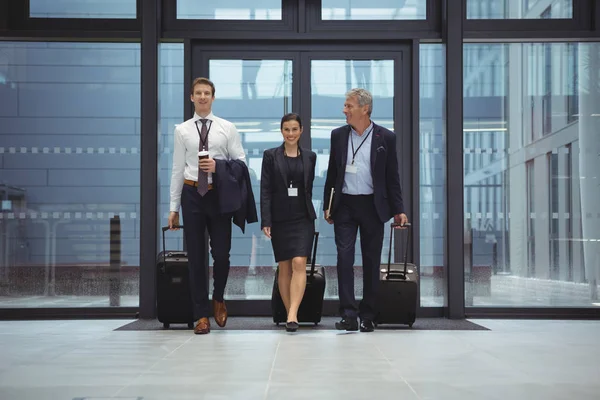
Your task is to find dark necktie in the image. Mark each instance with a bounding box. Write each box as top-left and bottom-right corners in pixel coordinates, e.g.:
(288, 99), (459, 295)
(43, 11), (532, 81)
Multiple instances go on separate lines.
(197, 119), (209, 196)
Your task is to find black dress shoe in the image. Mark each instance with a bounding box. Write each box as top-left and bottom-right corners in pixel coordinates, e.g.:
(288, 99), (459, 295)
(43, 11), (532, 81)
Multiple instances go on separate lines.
(335, 317), (358, 331)
(360, 320), (375, 332)
(285, 321), (299, 332)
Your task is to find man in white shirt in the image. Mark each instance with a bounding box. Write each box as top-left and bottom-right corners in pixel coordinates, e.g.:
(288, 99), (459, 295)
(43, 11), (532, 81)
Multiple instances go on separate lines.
(168, 77), (246, 334)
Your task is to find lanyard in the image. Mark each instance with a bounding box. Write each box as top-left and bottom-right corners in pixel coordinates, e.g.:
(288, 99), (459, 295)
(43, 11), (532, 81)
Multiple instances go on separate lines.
(194, 119), (213, 151)
(350, 126), (373, 165)
(284, 148), (301, 186)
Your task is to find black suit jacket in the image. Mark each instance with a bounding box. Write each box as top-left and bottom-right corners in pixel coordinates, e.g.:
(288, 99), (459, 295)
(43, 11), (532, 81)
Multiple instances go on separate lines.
(260, 145), (317, 228)
(214, 159), (258, 233)
(323, 123), (404, 223)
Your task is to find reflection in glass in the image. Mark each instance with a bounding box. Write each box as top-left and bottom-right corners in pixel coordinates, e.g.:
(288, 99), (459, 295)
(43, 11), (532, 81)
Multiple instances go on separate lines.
(463, 43), (600, 307)
(177, 0), (282, 20)
(208, 59), (292, 299)
(29, 0), (136, 18)
(158, 44), (185, 253)
(311, 59), (394, 299)
(0, 42), (141, 307)
(322, 0), (426, 20)
(467, 0), (573, 19)
(420, 44), (447, 307)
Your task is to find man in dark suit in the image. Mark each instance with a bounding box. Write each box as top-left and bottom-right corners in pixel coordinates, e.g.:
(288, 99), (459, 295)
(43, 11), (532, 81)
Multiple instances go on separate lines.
(323, 88), (409, 332)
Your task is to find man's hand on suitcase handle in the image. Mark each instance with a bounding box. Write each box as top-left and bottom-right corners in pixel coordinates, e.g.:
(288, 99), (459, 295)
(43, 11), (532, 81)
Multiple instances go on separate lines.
(168, 212), (180, 231)
(393, 213), (409, 229)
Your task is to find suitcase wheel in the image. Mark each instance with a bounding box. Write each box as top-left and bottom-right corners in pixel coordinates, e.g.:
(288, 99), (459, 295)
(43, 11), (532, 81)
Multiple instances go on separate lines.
(408, 322), (413, 328)
(188, 322), (194, 329)
(314, 322), (318, 326)
(163, 322), (170, 329)
(276, 322), (280, 326)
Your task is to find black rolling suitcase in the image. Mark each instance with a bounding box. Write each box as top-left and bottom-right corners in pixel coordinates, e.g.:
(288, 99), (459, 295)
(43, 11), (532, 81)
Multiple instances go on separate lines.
(272, 232), (326, 325)
(375, 222), (418, 328)
(157, 226), (194, 329)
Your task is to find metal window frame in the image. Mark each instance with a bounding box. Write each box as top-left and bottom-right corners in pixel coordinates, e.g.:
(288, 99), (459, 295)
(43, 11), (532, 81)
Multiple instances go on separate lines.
(3, 0), (142, 38)
(1, 0), (600, 320)
(306, 0), (441, 40)
(161, 0), (298, 39)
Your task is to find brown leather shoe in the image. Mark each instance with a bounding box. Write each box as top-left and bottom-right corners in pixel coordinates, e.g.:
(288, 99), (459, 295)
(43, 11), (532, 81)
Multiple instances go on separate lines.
(213, 299), (228, 327)
(194, 317), (210, 334)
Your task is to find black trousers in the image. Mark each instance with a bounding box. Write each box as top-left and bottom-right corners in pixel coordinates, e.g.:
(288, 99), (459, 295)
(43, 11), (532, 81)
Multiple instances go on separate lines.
(181, 184), (232, 320)
(334, 194), (384, 321)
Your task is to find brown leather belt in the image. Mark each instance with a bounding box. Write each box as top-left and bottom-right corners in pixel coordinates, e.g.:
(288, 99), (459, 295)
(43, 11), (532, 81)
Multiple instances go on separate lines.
(184, 179), (213, 190)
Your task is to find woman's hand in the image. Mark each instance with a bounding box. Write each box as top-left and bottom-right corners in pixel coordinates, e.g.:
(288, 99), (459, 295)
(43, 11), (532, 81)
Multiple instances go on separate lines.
(262, 227), (271, 239)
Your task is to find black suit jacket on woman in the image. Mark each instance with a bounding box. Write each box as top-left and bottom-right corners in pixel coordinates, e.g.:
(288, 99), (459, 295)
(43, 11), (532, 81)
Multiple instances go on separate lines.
(260, 144), (317, 228)
(323, 123), (404, 223)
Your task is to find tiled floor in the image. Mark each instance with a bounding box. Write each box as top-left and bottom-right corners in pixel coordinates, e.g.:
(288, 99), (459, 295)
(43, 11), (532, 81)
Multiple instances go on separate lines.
(0, 318), (599, 399)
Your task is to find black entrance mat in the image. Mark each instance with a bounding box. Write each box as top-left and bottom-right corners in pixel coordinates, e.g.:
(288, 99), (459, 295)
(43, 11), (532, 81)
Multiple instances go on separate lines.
(114, 317), (489, 331)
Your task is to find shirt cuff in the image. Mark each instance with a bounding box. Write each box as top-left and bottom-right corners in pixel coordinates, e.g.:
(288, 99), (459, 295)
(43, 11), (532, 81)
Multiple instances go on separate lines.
(170, 202), (180, 213)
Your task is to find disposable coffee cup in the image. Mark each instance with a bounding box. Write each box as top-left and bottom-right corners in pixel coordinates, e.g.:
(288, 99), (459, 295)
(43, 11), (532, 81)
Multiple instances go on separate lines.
(198, 150), (209, 160)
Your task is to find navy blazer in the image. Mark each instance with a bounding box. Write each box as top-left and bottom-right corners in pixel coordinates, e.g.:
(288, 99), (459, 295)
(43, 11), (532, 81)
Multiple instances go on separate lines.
(214, 159), (258, 233)
(260, 145), (317, 228)
(323, 123), (404, 223)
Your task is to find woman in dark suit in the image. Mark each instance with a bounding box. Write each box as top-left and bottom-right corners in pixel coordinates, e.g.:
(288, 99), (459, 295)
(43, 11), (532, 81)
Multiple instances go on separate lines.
(260, 113), (317, 332)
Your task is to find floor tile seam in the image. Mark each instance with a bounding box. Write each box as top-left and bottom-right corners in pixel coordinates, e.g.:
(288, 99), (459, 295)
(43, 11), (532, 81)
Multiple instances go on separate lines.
(263, 338), (281, 400)
(111, 334), (194, 397)
(374, 342), (423, 400)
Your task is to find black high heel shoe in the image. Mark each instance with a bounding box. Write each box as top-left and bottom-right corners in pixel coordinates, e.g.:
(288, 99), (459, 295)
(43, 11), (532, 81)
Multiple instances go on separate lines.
(285, 321), (299, 332)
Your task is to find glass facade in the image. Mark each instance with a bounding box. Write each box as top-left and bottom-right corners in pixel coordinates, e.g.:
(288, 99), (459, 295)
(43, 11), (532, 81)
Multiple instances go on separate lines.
(467, 0), (573, 19)
(1, 0), (598, 317)
(177, 0), (282, 20)
(420, 44), (447, 307)
(0, 42), (141, 307)
(463, 43), (600, 307)
(321, 0), (427, 20)
(29, 0), (137, 19)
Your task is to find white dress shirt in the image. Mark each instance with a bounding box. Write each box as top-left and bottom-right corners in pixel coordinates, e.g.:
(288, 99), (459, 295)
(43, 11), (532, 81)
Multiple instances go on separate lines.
(169, 112), (246, 212)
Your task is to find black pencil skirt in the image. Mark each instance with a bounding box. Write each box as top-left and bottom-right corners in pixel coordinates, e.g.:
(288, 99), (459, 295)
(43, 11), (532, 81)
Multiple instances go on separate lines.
(270, 217), (315, 263)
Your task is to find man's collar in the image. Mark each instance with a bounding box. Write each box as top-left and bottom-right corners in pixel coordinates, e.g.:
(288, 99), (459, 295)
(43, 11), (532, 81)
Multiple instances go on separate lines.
(350, 121), (374, 135)
(193, 112), (215, 122)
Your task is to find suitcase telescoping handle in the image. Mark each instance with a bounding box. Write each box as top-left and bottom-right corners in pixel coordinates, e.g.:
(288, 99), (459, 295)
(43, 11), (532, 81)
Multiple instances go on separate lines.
(308, 231), (319, 278)
(161, 225), (184, 266)
(386, 222), (411, 279)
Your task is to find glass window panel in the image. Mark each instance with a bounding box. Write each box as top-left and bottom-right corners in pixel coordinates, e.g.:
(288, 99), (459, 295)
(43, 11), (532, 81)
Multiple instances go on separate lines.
(29, 0), (137, 18)
(177, 0), (282, 20)
(467, 0), (573, 19)
(207, 59), (293, 299)
(419, 44), (447, 307)
(311, 59), (394, 299)
(159, 44), (185, 254)
(322, 0), (426, 20)
(463, 42), (600, 307)
(0, 42), (141, 308)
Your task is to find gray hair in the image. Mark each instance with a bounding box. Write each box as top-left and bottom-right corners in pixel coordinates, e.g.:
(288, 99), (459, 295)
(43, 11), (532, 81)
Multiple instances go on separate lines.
(345, 88), (373, 116)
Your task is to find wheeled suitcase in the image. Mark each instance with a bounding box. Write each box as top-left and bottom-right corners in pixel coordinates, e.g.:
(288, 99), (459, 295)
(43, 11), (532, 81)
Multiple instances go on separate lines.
(375, 222), (418, 327)
(272, 232), (326, 325)
(157, 226), (194, 329)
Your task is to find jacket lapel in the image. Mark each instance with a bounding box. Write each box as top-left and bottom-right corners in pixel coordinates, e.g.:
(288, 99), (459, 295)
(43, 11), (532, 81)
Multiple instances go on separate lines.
(301, 147), (310, 189)
(370, 123), (380, 175)
(340, 125), (350, 168)
(275, 144), (288, 188)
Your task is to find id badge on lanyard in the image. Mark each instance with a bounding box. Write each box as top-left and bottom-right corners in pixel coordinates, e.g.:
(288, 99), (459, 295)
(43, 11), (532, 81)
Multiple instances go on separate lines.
(288, 184), (298, 197)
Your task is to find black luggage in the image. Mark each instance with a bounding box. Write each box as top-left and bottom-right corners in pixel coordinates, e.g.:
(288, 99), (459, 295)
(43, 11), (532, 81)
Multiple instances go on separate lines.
(157, 226), (194, 329)
(272, 232), (326, 325)
(375, 222), (418, 327)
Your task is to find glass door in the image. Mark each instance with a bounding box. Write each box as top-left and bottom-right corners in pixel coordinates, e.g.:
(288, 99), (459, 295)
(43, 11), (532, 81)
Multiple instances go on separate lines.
(302, 51), (411, 302)
(191, 45), (417, 310)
